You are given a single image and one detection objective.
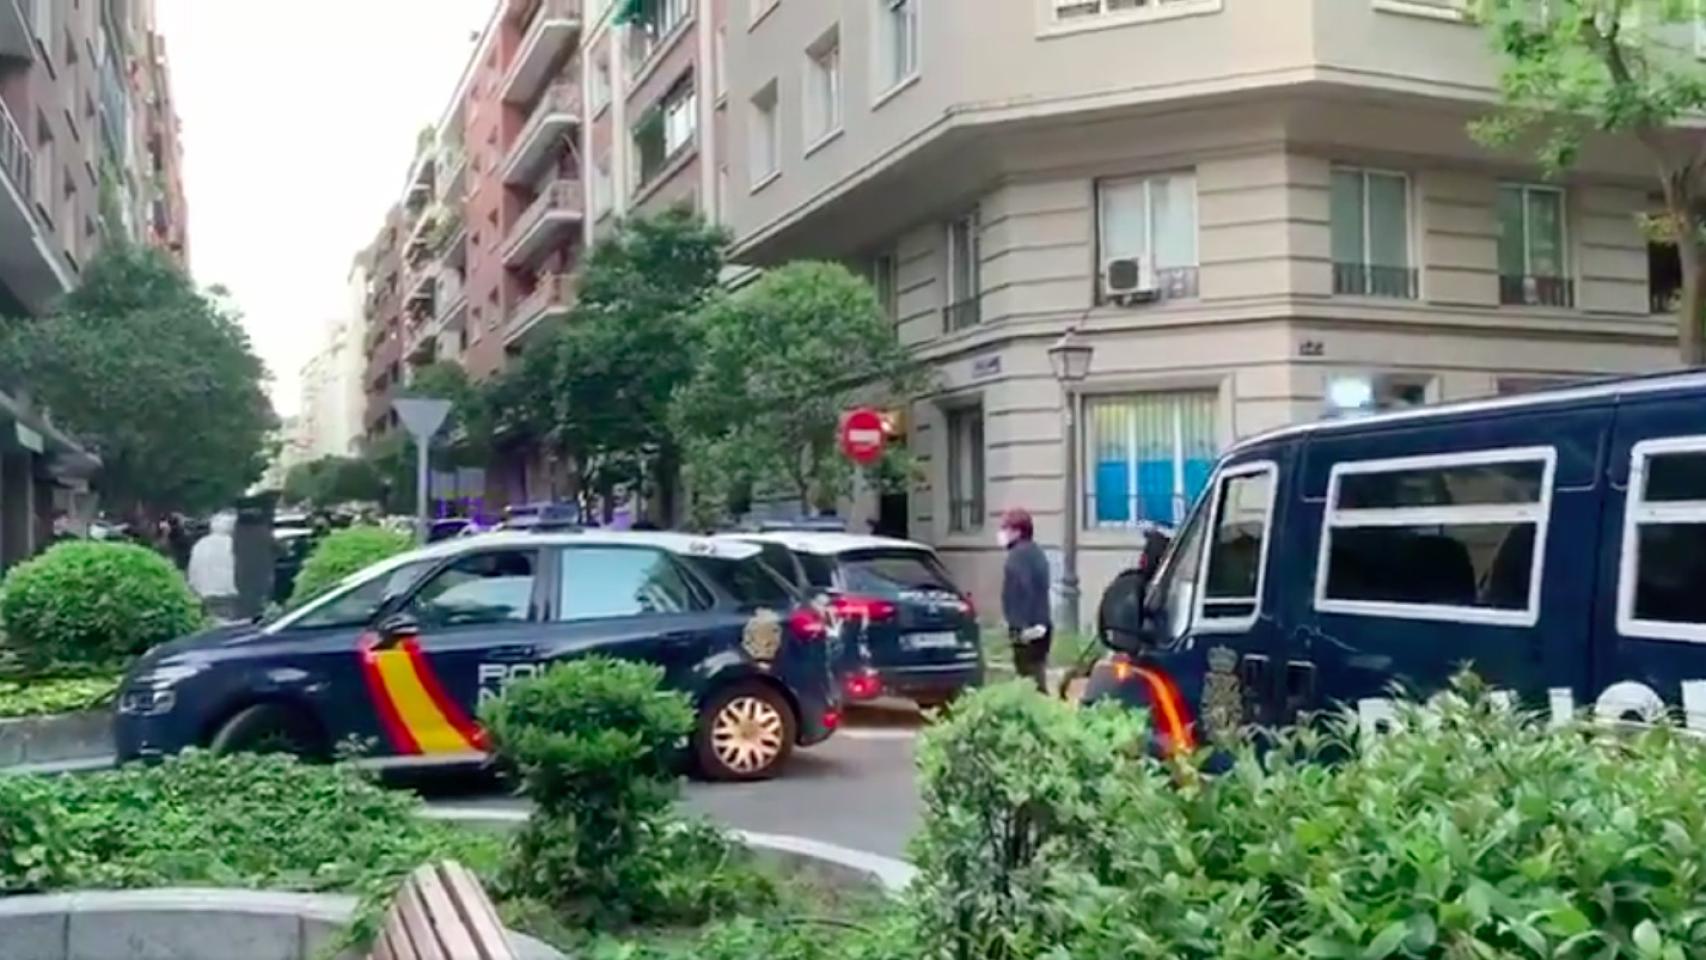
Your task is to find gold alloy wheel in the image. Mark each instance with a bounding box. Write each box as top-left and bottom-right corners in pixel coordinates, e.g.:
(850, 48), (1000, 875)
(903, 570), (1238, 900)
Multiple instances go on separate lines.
(709, 695), (786, 775)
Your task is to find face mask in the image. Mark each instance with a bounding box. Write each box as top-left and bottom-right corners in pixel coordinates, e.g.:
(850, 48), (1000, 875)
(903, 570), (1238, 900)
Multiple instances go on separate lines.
(997, 528), (1016, 548)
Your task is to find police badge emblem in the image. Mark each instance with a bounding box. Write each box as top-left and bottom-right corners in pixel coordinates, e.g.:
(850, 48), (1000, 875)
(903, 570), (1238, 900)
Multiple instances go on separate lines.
(1201, 645), (1244, 741)
(742, 609), (784, 661)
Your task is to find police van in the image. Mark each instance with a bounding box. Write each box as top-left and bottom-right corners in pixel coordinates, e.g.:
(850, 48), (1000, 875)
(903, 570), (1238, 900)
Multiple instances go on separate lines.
(1085, 370), (1706, 748)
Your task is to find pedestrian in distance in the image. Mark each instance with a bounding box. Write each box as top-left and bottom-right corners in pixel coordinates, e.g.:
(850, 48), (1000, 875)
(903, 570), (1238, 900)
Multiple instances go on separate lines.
(999, 507), (1053, 694)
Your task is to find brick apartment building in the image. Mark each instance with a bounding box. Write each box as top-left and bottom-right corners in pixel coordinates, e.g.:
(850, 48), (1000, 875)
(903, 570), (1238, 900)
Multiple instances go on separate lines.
(0, 0), (189, 569)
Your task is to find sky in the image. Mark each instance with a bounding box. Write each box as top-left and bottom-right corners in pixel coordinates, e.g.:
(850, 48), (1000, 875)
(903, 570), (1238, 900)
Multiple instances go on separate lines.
(154, 0), (497, 417)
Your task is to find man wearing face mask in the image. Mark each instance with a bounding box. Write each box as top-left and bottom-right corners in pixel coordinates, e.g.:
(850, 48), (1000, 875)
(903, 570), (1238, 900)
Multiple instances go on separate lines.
(999, 507), (1052, 693)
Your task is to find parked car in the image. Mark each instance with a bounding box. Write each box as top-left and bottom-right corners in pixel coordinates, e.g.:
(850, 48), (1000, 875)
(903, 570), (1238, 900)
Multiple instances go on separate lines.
(722, 532), (984, 707)
(1086, 369), (1706, 753)
(116, 531), (840, 781)
(271, 527), (317, 606)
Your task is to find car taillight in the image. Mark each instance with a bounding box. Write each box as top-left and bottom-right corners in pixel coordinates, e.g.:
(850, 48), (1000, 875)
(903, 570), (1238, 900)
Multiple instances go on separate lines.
(829, 594), (898, 622)
(787, 607), (828, 641)
(843, 669), (882, 701)
(1109, 653), (1197, 756)
(961, 592), (976, 619)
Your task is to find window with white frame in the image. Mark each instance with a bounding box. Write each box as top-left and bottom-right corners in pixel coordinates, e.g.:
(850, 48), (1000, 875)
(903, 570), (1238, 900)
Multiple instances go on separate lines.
(804, 29), (842, 146)
(591, 54), (612, 114)
(946, 406), (986, 532)
(1053, 0), (1215, 22)
(1198, 463), (1276, 625)
(876, 0), (919, 94)
(1098, 172), (1198, 300)
(749, 80), (779, 184)
(1315, 447), (1557, 625)
(870, 251), (899, 322)
(1618, 437), (1706, 640)
(1085, 391), (1218, 527)
(592, 154), (613, 218)
(1330, 167), (1415, 299)
(632, 74), (696, 187)
(944, 212), (980, 330)
(1497, 183), (1571, 307)
(664, 78), (697, 154)
(628, 0), (690, 70)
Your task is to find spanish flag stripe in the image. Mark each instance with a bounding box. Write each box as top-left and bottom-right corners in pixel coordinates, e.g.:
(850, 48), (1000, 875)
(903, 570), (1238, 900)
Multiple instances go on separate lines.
(369, 648), (478, 755)
(1134, 666), (1195, 754)
(359, 642), (420, 756)
(400, 639), (489, 751)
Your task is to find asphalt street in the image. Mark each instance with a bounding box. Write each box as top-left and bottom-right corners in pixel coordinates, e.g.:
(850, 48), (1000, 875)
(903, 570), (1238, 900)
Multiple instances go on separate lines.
(419, 704), (925, 860)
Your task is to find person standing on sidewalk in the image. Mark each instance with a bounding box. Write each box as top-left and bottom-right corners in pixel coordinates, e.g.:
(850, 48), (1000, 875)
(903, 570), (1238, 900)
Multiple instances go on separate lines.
(999, 508), (1053, 693)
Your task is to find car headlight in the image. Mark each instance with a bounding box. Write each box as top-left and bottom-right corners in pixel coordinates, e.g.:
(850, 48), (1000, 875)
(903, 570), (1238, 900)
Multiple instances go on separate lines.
(117, 663), (204, 716)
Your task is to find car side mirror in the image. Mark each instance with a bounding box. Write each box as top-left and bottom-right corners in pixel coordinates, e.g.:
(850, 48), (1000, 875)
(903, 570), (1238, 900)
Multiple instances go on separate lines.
(1097, 568), (1152, 655)
(372, 612), (421, 649)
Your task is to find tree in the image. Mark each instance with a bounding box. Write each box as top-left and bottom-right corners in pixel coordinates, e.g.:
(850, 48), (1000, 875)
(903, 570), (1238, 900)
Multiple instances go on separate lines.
(399, 360), (489, 469)
(0, 244), (275, 518)
(672, 262), (926, 521)
(1473, 0), (1706, 363)
(282, 456), (385, 508)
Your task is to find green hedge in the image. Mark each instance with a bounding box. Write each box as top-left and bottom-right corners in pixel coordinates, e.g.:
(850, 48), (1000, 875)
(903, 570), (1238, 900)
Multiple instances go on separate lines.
(288, 525), (414, 607)
(0, 674), (121, 718)
(0, 542), (203, 669)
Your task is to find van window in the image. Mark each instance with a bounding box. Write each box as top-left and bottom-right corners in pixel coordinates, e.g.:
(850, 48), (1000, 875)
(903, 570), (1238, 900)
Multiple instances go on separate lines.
(1200, 464), (1276, 624)
(1315, 447), (1555, 625)
(1619, 438), (1706, 640)
(1145, 494), (1210, 641)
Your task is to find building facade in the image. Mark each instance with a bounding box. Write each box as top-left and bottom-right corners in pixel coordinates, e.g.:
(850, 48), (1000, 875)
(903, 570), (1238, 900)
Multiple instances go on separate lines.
(294, 256), (370, 464)
(720, 0), (1683, 622)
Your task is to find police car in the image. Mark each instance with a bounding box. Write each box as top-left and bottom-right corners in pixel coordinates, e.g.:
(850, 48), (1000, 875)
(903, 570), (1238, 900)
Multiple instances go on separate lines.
(115, 531), (840, 781)
(722, 531), (984, 707)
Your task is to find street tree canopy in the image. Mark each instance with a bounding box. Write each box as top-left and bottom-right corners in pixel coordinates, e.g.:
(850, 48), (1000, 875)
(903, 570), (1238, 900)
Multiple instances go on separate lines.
(1473, 0), (1706, 362)
(0, 244), (275, 518)
(282, 456), (385, 508)
(673, 261), (925, 521)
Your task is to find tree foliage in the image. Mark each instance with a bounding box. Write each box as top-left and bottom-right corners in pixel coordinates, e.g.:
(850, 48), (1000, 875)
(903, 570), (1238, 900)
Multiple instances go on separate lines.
(282, 456), (385, 508)
(1473, 0), (1706, 362)
(0, 244), (276, 516)
(672, 261), (925, 521)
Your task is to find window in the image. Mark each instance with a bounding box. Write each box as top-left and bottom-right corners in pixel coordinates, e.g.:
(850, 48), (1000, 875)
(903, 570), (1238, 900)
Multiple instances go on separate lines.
(1098, 172), (1199, 300)
(409, 550), (538, 627)
(1330, 167), (1415, 298)
(1086, 391), (1218, 527)
(870, 252), (899, 322)
(946, 406), (985, 532)
(285, 562), (434, 631)
(749, 80), (779, 184)
(944, 212), (980, 330)
(1198, 463), (1276, 625)
(714, 26), (727, 98)
(1498, 184), (1571, 307)
(1619, 437), (1706, 641)
(1054, 0), (1218, 20)
(876, 0), (919, 93)
(558, 546), (701, 620)
(592, 154), (613, 218)
(1143, 489), (1209, 642)
(633, 75), (696, 187)
(804, 29), (842, 146)
(591, 54), (612, 114)
(842, 550), (958, 598)
(628, 0), (691, 69)
(691, 553), (799, 610)
(32, 114), (53, 214)
(664, 78), (697, 154)
(1315, 447), (1556, 625)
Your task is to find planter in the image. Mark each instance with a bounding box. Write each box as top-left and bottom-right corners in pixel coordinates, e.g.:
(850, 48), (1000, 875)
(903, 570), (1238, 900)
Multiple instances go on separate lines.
(0, 888), (564, 960)
(0, 710), (113, 772)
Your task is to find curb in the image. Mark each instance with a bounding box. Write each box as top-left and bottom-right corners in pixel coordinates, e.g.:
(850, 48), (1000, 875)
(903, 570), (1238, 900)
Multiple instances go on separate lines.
(0, 711), (113, 771)
(421, 806), (917, 895)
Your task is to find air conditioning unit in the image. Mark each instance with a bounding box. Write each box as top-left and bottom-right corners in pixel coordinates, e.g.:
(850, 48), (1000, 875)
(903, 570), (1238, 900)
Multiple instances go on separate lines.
(1103, 257), (1159, 305)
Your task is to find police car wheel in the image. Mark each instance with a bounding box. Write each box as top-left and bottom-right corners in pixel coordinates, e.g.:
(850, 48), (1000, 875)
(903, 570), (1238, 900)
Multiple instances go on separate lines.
(695, 684), (795, 782)
(209, 704), (323, 759)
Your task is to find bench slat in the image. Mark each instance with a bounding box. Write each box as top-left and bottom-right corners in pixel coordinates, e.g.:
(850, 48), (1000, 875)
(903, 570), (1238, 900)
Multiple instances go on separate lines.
(397, 879), (449, 960)
(411, 862), (483, 960)
(440, 862), (515, 960)
(380, 906), (420, 960)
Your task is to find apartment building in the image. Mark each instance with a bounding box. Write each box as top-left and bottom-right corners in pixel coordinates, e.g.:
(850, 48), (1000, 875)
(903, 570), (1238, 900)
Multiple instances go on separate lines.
(295, 254), (371, 463)
(363, 205), (407, 439)
(720, 0), (1683, 621)
(131, 0), (187, 266)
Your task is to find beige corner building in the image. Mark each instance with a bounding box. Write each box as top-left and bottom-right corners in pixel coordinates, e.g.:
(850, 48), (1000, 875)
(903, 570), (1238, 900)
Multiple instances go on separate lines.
(718, 0), (1688, 622)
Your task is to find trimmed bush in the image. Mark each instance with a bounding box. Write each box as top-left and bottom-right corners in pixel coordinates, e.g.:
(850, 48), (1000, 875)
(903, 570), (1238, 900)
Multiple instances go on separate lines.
(288, 525), (413, 606)
(911, 676), (1706, 959)
(0, 674), (121, 718)
(0, 541), (203, 669)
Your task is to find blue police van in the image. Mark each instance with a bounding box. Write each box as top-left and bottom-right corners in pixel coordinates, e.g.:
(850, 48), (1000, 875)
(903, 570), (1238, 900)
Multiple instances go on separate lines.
(115, 531), (841, 781)
(1085, 370), (1706, 748)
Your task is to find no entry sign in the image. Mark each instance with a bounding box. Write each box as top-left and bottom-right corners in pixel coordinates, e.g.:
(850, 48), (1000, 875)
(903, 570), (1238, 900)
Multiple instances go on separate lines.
(840, 407), (887, 465)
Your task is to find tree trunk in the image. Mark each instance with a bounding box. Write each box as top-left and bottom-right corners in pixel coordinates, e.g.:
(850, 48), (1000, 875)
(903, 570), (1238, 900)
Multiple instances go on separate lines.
(1676, 218), (1706, 367)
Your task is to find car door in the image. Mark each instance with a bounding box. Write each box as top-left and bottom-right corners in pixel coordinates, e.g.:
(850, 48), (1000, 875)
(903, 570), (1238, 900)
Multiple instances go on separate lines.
(368, 547), (551, 758)
(538, 545), (718, 688)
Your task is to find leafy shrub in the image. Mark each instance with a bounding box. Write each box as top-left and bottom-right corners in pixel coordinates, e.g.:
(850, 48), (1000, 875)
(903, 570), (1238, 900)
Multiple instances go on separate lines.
(482, 657), (767, 926)
(288, 525), (413, 606)
(0, 673), (121, 718)
(0, 541), (203, 669)
(912, 675), (1706, 959)
(0, 751), (501, 897)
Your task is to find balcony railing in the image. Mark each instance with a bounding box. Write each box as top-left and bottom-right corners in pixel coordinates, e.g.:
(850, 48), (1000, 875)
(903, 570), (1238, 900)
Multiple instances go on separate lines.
(0, 95), (32, 202)
(1652, 285), (1682, 315)
(1500, 274), (1574, 308)
(943, 297), (982, 332)
(506, 273), (575, 345)
(503, 179), (583, 266)
(948, 497), (985, 533)
(1333, 262), (1418, 299)
(502, 0), (582, 105)
(503, 83), (580, 186)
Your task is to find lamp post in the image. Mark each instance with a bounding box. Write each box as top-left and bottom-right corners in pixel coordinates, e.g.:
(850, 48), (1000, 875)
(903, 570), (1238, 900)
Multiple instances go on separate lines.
(1047, 326), (1093, 635)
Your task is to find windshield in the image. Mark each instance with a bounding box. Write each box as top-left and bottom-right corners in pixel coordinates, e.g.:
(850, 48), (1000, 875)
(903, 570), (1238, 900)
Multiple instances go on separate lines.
(271, 560), (434, 632)
(1143, 488), (1212, 636)
(840, 550), (958, 598)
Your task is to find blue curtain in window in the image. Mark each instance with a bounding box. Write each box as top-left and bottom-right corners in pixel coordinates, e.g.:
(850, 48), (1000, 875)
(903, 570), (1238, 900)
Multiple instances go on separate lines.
(1086, 392), (1218, 526)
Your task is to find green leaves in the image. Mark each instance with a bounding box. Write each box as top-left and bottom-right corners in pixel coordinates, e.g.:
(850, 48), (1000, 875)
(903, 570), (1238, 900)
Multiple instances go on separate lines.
(0, 673), (122, 718)
(0, 541), (204, 669)
(287, 525), (413, 606)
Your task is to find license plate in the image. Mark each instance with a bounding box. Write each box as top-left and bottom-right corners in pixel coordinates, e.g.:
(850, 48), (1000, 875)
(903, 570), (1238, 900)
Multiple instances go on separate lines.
(903, 631), (961, 650)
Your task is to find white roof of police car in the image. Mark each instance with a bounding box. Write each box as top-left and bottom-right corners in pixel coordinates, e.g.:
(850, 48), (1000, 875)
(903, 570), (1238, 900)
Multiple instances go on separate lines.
(722, 531), (936, 557)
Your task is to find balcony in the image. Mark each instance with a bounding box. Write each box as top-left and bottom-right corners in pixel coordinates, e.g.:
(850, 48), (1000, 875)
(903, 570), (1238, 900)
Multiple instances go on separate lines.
(1333, 263), (1418, 299)
(505, 274), (575, 348)
(501, 0), (583, 106)
(0, 95), (72, 314)
(0, 0), (31, 60)
(1499, 274), (1575, 309)
(502, 84), (580, 187)
(502, 179), (584, 268)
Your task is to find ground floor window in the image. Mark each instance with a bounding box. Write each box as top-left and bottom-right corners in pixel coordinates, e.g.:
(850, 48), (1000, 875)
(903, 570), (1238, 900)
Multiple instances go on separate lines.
(945, 405), (984, 532)
(1084, 391), (1217, 527)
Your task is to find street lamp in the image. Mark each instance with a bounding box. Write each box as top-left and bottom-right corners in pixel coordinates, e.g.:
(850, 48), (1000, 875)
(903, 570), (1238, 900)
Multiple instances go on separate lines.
(1047, 327), (1093, 636)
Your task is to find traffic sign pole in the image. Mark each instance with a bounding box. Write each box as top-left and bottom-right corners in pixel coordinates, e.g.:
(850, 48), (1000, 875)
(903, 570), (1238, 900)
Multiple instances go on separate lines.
(393, 398), (454, 544)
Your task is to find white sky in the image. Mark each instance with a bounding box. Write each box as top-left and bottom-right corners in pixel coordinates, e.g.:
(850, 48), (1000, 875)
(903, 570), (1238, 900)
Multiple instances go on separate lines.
(154, 1), (496, 416)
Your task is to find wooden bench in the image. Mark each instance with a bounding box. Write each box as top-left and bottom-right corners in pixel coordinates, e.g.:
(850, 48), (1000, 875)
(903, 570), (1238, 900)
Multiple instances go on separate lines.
(369, 861), (518, 960)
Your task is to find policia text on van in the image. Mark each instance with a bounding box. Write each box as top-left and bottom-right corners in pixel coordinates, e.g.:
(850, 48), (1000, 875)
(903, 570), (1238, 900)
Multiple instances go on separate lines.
(1083, 371), (1706, 747)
